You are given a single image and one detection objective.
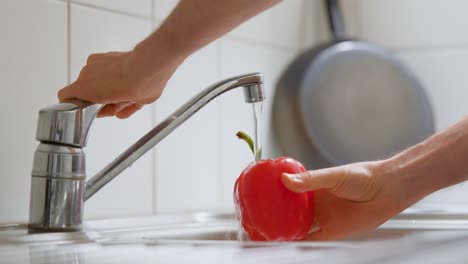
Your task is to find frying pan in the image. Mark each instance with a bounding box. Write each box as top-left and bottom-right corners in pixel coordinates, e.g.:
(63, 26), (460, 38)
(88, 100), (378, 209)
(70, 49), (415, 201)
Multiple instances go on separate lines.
(272, 0), (434, 169)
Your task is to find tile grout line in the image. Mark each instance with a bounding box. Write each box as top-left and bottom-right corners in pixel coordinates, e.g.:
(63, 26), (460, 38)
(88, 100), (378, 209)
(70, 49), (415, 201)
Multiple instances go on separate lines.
(216, 40), (223, 211)
(150, 0), (158, 216)
(57, 0), (152, 21)
(67, 0), (71, 84)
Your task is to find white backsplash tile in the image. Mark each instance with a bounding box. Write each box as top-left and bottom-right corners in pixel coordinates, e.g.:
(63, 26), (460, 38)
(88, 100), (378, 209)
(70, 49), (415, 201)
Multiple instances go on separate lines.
(70, 4), (151, 58)
(227, 4), (274, 46)
(154, 42), (220, 213)
(398, 49), (468, 131)
(70, 4), (154, 219)
(0, 0), (67, 223)
(228, 1), (310, 49)
(357, 0), (468, 49)
(340, 0), (362, 37)
(71, 0), (152, 18)
(270, 0), (312, 49)
(153, 0), (178, 21)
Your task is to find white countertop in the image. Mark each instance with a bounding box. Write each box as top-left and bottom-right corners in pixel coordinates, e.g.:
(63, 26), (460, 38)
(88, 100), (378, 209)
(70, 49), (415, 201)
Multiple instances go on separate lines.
(3, 212), (468, 264)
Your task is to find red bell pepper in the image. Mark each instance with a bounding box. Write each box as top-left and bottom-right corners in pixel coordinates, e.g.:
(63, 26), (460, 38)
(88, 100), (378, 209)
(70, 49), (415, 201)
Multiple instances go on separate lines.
(234, 132), (315, 241)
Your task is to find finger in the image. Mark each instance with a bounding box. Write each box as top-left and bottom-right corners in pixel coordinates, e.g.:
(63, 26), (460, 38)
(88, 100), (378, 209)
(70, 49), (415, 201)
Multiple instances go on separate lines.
(115, 104), (143, 119)
(96, 102), (133, 118)
(97, 104), (118, 118)
(86, 53), (102, 64)
(281, 167), (345, 193)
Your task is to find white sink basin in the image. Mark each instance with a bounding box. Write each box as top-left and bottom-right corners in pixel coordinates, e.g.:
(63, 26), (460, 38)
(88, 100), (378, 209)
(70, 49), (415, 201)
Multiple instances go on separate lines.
(86, 209), (468, 243)
(4, 210), (468, 263)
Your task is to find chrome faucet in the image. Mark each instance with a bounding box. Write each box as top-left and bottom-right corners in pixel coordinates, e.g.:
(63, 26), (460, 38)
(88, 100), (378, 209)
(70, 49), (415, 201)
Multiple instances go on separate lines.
(28, 73), (264, 232)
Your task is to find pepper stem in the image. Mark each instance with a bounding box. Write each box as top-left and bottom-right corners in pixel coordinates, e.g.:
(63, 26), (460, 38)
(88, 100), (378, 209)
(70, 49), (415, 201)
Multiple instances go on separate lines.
(236, 131), (262, 161)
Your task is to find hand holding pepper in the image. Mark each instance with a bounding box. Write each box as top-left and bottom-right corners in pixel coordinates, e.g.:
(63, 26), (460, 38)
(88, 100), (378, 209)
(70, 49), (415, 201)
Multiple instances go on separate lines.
(235, 133), (408, 242)
(282, 161), (403, 241)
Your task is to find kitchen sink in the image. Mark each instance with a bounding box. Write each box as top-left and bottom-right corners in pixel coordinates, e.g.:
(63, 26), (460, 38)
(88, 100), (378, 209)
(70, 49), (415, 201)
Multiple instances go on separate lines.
(4, 209), (468, 263)
(85, 209), (468, 245)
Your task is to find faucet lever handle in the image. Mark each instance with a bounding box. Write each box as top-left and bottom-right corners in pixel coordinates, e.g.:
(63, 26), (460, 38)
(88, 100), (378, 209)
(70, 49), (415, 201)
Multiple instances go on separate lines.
(36, 99), (102, 147)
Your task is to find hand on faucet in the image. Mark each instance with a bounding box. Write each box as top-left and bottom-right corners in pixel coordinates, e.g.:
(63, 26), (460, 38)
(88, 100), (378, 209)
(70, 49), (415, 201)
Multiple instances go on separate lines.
(57, 0), (280, 119)
(58, 50), (180, 119)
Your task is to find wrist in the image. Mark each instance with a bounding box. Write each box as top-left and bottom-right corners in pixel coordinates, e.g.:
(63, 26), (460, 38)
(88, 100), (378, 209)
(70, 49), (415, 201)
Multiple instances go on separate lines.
(366, 160), (409, 216)
(377, 157), (421, 213)
(381, 119), (468, 211)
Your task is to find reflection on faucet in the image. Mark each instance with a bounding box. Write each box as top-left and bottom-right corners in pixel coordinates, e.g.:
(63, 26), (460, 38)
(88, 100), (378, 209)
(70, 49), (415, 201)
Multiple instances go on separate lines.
(28, 73), (265, 232)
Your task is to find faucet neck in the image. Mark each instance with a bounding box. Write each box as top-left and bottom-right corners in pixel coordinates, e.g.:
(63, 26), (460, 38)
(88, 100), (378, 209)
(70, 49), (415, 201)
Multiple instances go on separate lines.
(84, 73), (264, 200)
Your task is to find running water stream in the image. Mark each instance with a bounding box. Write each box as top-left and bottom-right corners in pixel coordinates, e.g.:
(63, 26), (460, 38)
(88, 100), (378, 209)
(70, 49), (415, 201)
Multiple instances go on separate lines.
(235, 101), (264, 241)
(252, 102), (263, 162)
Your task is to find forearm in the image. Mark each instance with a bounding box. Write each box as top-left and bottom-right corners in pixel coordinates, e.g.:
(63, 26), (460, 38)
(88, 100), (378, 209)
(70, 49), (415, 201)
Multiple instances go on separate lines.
(384, 116), (468, 208)
(130, 0), (280, 78)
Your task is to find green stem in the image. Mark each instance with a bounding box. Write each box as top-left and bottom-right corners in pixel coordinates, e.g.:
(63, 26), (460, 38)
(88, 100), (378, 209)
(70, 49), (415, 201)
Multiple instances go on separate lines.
(236, 131), (262, 161)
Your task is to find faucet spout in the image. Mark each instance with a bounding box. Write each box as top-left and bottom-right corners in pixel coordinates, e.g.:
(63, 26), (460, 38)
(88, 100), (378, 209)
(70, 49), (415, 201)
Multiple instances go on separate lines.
(85, 73), (264, 200)
(29, 73), (264, 232)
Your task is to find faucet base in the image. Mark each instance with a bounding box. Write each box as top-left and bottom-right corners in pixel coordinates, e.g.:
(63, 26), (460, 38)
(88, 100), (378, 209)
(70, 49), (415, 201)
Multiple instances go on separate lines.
(27, 224), (82, 233)
(28, 143), (86, 232)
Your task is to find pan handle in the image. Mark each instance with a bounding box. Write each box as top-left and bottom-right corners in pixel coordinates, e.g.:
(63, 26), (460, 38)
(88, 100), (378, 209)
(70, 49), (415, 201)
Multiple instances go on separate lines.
(324, 0), (346, 39)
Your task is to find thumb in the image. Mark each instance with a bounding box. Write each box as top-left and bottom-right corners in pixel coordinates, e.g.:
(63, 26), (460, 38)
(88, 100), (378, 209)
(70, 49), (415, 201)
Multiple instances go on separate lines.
(282, 164), (378, 202)
(281, 167), (345, 193)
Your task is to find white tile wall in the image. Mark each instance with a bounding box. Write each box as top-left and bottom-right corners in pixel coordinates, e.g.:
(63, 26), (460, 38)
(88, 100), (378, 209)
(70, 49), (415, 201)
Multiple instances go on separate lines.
(0, 0), (318, 222)
(357, 0), (468, 49)
(230, 1), (310, 50)
(70, 0), (152, 18)
(154, 0), (178, 21)
(398, 49), (468, 130)
(153, 42), (220, 213)
(0, 0), (67, 223)
(270, 1), (310, 49)
(70, 4), (154, 219)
